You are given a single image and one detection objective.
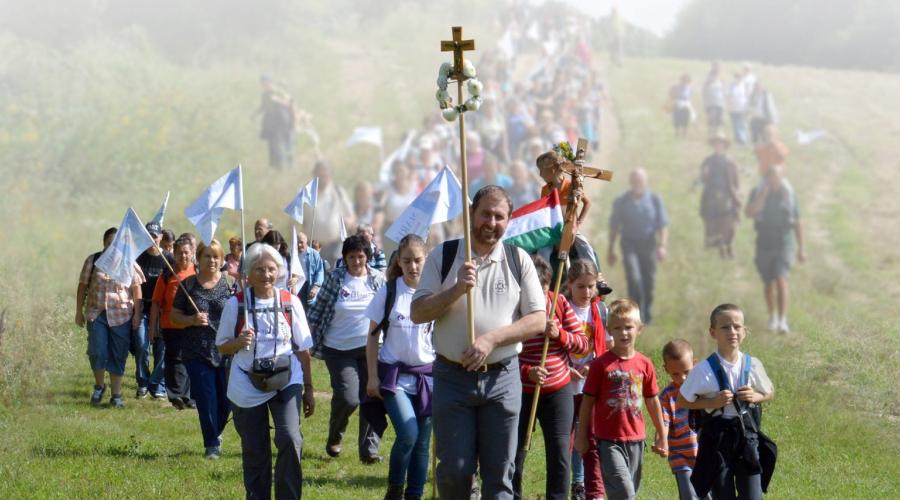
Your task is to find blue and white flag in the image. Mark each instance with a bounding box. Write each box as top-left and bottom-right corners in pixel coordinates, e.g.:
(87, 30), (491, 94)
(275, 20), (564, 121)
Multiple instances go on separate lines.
(96, 207), (155, 286)
(339, 216), (348, 242)
(284, 177), (318, 223)
(385, 166), (465, 242)
(150, 191), (170, 226)
(289, 225), (306, 293)
(185, 166), (244, 245)
(345, 126), (383, 149)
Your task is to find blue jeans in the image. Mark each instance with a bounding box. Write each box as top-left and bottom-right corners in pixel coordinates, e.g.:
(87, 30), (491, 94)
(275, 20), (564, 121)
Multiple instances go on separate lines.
(433, 356), (521, 500)
(87, 311), (132, 376)
(383, 389), (432, 496)
(729, 112), (748, 145)
(185, 359), (231, 448)
(148, 334), (166, 393)
(572, 449), (584, 483)
(130, 314), (151, 388)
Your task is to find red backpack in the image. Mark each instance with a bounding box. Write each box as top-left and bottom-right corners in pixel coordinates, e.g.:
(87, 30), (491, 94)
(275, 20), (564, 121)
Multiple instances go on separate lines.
(234, 289), (294, 338)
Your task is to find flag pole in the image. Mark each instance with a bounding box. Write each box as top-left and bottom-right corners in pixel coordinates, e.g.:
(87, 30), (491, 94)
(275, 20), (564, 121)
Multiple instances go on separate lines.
(238, 165), (251, 345)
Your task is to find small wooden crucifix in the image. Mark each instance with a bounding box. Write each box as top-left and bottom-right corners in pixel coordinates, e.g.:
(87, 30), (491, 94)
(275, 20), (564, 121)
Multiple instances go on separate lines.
(440, 26), (478, 347)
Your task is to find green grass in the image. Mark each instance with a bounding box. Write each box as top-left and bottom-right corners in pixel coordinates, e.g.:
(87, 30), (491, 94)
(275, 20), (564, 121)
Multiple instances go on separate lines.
(1, 6), (900, 498)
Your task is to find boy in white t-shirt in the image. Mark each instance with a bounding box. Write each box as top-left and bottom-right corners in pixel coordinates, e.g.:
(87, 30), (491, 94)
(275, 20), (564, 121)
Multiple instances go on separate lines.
(678, 304), (775, 499)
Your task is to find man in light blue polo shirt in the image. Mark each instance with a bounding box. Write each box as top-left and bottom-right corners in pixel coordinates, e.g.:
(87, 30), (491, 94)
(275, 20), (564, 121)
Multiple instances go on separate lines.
(607, 168), (669, 324)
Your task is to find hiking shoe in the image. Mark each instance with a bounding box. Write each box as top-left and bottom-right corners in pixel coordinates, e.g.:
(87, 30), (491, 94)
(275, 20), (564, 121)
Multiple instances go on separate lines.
(170, 398), (186, 410)
(767, 316), (778, 332)
(110, 394), (126, 408)
(152, 390), (167, 400)
(183, 399), (197, 409)
(136, 387), (149, 399)
(384, 483), (404, 500)
(204, 446), (221, 460)
(778, 317), (790, 334)
(360, 454), (384, 465)
(325, 441), (342, 458)
(90, 385), (107, 407)
(571, 482), (586, 500)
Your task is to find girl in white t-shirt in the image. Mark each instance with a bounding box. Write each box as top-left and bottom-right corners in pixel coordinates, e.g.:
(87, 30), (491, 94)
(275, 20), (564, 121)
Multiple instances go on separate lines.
(365, 235), (435, 500)
(565, 259), (614, 499)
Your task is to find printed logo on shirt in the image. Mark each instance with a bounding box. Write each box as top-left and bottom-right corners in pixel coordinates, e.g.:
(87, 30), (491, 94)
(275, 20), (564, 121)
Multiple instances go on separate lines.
(495, 279), (507, 295)
(571, 323), (594, 360)
(605, 369), (644, 417)
(339, 286), (374, 302)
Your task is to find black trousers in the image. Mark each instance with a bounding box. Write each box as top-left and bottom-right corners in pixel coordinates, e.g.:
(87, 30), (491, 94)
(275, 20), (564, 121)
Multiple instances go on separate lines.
(513, 384), (575, 500)
(161, 329), (191, 402)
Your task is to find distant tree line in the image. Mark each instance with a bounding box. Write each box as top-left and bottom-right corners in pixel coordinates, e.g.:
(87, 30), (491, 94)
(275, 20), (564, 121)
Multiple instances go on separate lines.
(665, 0), (900, 71)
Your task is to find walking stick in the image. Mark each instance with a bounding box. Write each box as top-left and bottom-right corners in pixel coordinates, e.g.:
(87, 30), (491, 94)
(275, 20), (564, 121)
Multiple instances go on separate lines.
(431, 431), (438, 499)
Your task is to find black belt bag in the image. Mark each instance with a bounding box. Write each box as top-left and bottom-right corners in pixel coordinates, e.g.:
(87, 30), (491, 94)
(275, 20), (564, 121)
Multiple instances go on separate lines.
(246, 355), (292, 392)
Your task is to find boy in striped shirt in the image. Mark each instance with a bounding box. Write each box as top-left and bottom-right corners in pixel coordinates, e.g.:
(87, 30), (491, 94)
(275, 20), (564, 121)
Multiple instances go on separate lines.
(660, 339), (706, 500)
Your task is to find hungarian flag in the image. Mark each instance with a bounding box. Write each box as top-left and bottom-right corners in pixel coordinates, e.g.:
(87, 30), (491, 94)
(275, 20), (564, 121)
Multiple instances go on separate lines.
(502, 189), (564, 252)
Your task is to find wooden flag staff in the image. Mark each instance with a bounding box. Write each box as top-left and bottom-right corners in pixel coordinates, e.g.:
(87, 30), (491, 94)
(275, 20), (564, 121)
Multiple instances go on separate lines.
(523, 138), (613, 452)
(441, 26), (477, 347)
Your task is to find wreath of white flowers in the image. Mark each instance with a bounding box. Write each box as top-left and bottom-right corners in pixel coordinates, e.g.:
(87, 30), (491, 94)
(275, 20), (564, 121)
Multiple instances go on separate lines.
(435, 59), (483, 122)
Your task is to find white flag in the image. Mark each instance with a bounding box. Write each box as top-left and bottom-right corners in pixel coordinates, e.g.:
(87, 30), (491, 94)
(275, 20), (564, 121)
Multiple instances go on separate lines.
(283, 177), (318, 223)
(385, 166), (465, 242)
(797, 128), (828, 145)
(184, 166), (244, 245)
(339, 216), (348, 242)
(379, 130), (417, 184)
(345, 126), (383, 148)
(150, 191), (170, 226)
(289, 226), (306, 294)
(96, 207), (155, 286)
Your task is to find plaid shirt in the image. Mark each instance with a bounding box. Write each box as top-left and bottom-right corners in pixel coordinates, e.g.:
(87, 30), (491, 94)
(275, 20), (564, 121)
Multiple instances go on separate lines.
(79, 253), (144, 327)
(307, 266), (385, 358)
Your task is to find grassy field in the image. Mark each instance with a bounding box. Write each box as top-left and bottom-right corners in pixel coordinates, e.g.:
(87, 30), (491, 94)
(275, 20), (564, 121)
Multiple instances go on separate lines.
(1, 4), (899, 498)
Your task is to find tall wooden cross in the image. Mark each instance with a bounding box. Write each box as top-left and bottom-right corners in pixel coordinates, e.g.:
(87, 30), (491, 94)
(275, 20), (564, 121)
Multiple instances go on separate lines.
(441, 26), (478, 347)
(523, 138), (614, 452)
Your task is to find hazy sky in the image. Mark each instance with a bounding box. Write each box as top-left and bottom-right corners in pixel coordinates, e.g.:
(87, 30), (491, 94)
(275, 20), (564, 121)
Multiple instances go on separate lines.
(553, 0), (688, 36)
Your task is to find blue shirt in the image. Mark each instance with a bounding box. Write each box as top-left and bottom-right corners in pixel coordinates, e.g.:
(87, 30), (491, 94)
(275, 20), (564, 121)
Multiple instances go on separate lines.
(609, 191), (669, 245)
(300, 249), (325, 303)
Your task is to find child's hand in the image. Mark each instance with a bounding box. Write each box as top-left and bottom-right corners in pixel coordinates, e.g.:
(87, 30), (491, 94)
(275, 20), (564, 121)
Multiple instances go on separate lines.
(713, 390), (734, 408)
(574, 433), (589, 456)
(736, 385), (759, 404)
(652, 432), (669, 457)
(578, 365), (590, 377)
(569, 366), (585, 380)
(528, 366), (549, 385)
(544, 320), (560, 340)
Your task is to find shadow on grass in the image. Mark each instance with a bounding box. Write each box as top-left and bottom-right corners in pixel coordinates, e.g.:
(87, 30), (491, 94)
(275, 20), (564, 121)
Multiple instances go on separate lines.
(305, 474), (386, 490)
(31, 441), (204, 461)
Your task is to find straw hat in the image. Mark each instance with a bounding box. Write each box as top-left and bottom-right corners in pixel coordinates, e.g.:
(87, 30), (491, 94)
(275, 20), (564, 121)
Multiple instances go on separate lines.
(708, 129), (730, 147)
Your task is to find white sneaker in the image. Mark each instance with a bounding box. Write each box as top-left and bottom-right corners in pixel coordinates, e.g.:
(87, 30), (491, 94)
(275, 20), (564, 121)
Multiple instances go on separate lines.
(778, 317), (790, 334)
(768, 316), (778, 331)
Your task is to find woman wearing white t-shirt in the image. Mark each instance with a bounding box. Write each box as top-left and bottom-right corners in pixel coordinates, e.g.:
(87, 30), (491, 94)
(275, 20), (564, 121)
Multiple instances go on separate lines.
(215, 243), (315, 499)
(307, 234), (386, 463)
(364, 235), (435, 500)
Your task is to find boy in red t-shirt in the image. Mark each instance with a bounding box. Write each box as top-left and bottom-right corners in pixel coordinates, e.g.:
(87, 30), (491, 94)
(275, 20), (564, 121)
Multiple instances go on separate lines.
(574, 298), (667, 499)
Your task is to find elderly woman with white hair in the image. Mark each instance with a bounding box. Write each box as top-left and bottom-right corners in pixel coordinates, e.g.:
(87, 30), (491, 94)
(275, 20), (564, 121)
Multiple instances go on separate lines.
(216, 243), (315, 498)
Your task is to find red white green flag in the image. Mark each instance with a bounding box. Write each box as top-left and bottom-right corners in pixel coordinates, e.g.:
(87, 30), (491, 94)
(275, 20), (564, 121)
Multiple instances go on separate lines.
(502, 189), (564, 252)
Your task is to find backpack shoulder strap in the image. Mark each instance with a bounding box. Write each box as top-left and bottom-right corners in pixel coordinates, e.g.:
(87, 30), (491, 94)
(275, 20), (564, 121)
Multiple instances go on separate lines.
(234, 291), (247, 338)
(502, 243), (523, 288)
(740, 353), (752, 388)
(707, 353), (730, 392)
(440, 239), (460, 284)
(279, 289), (298, 351)
(372, 278), (397, 337)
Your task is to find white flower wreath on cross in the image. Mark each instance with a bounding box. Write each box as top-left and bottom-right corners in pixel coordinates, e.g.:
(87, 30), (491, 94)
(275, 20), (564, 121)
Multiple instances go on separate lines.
(435, 60), (483, 122)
